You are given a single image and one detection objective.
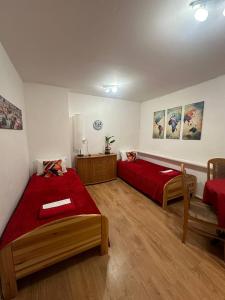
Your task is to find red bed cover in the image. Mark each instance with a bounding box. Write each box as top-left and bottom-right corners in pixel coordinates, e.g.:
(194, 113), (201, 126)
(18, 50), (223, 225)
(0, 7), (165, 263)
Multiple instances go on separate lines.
(0, 168), (100, 249)
(117, 159), (180, 204)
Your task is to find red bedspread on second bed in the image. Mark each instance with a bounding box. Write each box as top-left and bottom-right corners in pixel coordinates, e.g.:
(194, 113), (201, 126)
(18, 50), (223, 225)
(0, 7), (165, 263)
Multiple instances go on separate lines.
(117, 159), (180, 204)
(0, 168), (100, 249)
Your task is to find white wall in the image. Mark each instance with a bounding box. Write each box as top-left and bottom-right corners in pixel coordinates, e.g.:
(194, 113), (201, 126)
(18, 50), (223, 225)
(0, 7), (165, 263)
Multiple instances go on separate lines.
(24, 83), (71, 171)
(22, 70), (225, 198)
(0, 43), (29, 234)
(139, 75), (225, 197)
(69, 92), (140, 160)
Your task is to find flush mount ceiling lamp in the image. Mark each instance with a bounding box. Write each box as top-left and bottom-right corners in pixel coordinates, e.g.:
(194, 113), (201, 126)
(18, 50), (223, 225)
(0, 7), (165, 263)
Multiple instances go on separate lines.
(103, 85), (119, 94)
(190, 0), (225, 21)
(190, 0), (209, 22)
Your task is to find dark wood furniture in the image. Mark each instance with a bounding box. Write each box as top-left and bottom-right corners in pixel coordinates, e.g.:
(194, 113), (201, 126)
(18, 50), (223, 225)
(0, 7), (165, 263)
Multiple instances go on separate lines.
(207, 158), (225, 180)
(181, 164), (225, 259)
(75, 154), (117, 185)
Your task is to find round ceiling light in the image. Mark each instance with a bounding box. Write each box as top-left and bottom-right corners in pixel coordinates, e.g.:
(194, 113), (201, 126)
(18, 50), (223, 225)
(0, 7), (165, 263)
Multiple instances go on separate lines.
(190, 0), (225, 21)
(190, 1), (209, 22)
(194, 7), (208, 21)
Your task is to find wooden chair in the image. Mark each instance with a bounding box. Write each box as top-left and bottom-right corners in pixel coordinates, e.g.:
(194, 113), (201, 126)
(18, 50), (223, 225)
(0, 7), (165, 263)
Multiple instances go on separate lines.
(207, 158), (225, 180)
(181, 164), (225, 259)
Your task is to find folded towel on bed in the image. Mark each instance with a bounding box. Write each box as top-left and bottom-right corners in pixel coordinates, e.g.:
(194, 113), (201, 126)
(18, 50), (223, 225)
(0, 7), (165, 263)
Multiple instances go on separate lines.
(42, 198), (71, 209)
(160, 169), (173, 173)
(39, 199), (75, 219)
(160, 169), (179, 176)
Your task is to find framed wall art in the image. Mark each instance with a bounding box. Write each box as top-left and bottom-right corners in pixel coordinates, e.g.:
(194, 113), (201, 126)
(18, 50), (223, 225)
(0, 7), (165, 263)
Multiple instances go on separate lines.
(153, 110), (165, 139)
(182, 101), (204, 140)
(0, 95), (23, 130)
(166, 106), (182, 139)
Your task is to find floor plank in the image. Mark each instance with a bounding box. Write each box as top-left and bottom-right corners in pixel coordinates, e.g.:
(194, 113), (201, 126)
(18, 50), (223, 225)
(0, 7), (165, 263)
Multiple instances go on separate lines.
(10, 179), (225, 300)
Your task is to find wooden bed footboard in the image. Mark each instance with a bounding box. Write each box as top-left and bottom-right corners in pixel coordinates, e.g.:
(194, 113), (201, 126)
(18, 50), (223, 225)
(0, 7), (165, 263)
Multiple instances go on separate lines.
(0, 214), (108, 300)
(163, 174), (196, 209)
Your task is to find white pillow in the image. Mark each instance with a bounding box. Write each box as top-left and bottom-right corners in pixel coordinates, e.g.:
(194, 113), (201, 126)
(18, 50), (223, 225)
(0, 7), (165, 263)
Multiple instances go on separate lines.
(120, 151), (128, 161)
(36, 157), (67, 175)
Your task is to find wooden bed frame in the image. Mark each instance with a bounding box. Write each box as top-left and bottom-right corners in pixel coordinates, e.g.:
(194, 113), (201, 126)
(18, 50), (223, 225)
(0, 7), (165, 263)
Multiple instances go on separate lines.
(0, 214), (108, 300)
(162, 168), (197, 209)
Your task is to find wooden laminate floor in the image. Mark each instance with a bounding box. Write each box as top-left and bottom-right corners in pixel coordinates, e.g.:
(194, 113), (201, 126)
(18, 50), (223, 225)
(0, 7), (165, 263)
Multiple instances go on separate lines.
(10, 179), (225, 300)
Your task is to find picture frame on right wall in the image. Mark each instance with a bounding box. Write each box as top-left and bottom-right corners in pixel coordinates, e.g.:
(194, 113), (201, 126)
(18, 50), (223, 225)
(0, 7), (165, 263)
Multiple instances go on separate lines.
(182, 101), (204, 140)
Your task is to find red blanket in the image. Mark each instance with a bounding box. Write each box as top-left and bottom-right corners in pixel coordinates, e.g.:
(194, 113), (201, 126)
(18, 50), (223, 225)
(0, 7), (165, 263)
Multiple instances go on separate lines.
(0, 168), (100, 249)
(117, 159), (180, 204)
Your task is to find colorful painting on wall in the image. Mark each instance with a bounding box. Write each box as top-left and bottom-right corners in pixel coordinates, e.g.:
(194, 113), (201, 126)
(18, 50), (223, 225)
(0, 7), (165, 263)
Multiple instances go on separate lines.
(166, 106), (182, 139)
(182, 101), (204, 140)
(153, 110), (165, 139)
(0, 95), (23, 130)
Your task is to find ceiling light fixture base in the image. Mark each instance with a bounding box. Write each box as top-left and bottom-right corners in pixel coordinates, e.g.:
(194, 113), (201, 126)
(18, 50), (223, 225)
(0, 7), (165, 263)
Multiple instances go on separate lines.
(190, 0), (209, 9)
(102, 85), (119, 94)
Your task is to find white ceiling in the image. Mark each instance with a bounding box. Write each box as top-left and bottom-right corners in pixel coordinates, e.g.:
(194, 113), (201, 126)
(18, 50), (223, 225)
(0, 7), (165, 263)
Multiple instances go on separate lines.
(0, 0), (225, 102)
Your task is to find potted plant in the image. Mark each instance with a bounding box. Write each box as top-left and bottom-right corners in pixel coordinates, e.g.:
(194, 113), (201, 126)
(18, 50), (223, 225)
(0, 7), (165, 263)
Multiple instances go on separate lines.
(105, 136), (115, 154)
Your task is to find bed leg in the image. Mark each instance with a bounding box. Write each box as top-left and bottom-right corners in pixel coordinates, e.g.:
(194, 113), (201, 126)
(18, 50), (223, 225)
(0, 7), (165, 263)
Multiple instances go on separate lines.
(162, 195), (167, 210)
(0, 246), (17, 300)
(101, 216), (109, 255)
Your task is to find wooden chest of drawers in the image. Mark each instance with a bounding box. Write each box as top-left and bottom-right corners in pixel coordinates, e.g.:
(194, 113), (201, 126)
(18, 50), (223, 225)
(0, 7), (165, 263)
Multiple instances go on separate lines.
(75, 154), (117, 185)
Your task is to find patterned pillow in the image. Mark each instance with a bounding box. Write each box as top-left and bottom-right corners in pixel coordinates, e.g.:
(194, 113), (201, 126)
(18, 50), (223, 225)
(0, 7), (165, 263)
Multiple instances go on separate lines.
(36, 157), (67, 175)
(43, 160), (64, 177)
(126, 152), (136, 162)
